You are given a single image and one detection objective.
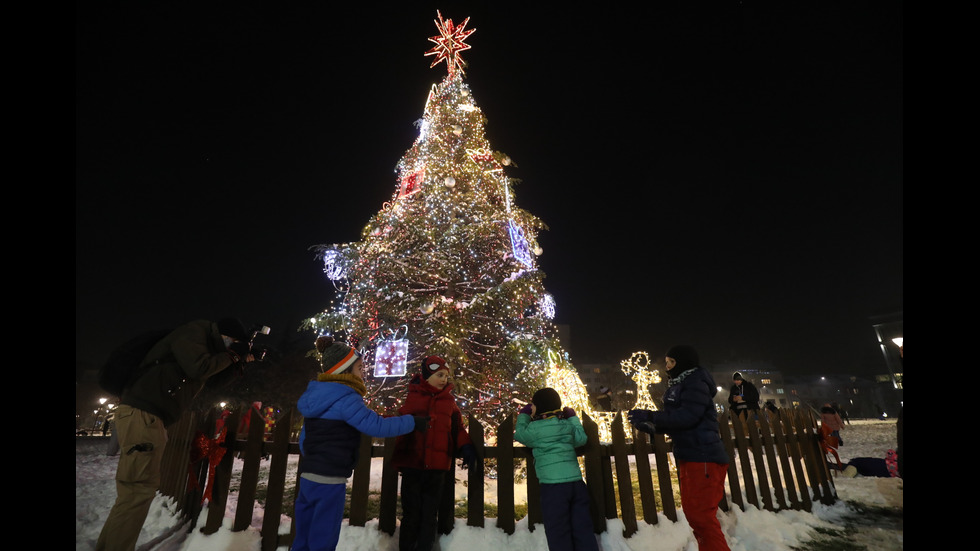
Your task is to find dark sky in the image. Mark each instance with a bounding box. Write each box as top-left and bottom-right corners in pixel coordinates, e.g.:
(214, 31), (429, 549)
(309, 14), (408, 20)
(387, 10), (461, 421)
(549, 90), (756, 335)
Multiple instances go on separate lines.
(76, 2), (903, 377)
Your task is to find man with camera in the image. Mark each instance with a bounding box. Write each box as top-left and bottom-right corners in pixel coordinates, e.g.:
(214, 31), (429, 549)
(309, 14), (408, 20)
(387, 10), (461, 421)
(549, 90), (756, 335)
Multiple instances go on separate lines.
(96, 318), (258, 551)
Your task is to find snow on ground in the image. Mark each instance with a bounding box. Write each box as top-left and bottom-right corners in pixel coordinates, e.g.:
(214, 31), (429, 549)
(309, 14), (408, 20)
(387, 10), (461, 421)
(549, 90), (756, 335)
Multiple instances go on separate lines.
(76, 418), (902, 550)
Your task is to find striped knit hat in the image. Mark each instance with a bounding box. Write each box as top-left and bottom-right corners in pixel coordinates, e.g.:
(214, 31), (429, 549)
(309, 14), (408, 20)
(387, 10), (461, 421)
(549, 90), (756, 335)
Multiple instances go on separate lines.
(316, 336), (361, 375)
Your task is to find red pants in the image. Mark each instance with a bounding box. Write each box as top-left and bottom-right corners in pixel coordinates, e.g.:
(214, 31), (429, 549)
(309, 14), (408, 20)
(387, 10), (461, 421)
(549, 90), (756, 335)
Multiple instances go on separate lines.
(677, 461), (731, 551)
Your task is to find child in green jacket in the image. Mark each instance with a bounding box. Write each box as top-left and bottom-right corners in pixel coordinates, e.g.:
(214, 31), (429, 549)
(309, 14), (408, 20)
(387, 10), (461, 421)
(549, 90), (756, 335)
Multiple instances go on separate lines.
(514, 387), (599, 551)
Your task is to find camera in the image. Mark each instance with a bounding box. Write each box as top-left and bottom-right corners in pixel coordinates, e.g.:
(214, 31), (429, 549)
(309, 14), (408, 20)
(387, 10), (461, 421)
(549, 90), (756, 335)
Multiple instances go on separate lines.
(248, 325), (272, 361)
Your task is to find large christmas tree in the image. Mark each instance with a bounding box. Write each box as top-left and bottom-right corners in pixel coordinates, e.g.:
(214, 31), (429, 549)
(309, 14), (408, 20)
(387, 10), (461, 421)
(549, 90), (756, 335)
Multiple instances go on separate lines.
(307, 12), (594, 430)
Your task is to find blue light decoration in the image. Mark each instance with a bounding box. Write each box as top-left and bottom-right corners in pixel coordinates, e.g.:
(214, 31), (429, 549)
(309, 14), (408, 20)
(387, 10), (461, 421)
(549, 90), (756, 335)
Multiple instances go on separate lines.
(538, 293), (555, 319)
(508, 220), (533, 268)
(322, 248), (347, 281)
(374, 327), (409, 377)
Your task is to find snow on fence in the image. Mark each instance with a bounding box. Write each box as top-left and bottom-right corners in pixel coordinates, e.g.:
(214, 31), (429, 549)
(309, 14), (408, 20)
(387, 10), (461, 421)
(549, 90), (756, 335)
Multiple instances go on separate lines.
(157, 406), (836, 551)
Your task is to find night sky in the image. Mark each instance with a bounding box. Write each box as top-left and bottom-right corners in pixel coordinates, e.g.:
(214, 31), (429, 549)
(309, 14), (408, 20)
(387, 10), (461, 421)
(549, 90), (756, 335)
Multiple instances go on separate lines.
(76, 2), (903, 378)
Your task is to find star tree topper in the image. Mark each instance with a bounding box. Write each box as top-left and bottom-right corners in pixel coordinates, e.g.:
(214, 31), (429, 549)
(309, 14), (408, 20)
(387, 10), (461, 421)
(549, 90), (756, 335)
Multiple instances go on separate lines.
(424, 10), (476, 77)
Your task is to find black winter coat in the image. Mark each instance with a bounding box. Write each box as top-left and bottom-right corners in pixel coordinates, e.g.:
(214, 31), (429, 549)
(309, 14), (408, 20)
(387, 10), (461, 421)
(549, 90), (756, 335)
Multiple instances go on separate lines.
(121, 320), (238, 425)
(649, 367), (729, 464)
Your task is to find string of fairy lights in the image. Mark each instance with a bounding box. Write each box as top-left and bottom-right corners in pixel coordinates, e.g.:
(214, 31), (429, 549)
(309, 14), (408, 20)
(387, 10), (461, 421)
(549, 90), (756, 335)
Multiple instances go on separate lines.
(304, 12), (662, 440)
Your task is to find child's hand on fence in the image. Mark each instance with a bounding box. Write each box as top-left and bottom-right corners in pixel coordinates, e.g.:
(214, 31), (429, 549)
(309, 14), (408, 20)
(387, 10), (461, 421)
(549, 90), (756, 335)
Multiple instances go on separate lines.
(459, 443), (479, 470)
(561, 407), (576, 419)
(627, 409), (653, 425)
(518, 403), (534, 416)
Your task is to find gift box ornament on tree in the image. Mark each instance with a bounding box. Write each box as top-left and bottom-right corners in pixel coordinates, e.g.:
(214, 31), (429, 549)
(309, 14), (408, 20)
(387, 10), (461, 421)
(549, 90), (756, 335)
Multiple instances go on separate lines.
(374, 327), (409, 377)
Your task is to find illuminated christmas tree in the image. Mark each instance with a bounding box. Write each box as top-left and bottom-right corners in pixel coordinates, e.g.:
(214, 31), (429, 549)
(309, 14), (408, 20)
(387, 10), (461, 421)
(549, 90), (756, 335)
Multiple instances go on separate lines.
(307, 12), (594, 429)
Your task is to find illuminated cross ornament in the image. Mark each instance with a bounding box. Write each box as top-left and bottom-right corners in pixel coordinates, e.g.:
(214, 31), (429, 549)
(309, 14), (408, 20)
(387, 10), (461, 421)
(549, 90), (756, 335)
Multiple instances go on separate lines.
(424, 10), (476, 78)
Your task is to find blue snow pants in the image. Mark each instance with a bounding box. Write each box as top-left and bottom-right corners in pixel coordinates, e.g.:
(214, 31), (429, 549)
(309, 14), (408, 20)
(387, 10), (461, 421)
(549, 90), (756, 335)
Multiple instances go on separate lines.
(292, 477), (346, 551)
(539, 479), (599, 551)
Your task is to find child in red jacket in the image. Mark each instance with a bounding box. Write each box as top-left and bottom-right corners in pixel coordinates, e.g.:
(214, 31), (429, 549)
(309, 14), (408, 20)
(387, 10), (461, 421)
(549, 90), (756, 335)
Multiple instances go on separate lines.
(391, 356), (478, 551)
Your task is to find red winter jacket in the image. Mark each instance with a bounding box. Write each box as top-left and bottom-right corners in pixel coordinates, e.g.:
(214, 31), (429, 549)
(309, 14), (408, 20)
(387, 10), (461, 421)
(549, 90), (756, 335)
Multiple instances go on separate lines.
(391, 375), (472, 471)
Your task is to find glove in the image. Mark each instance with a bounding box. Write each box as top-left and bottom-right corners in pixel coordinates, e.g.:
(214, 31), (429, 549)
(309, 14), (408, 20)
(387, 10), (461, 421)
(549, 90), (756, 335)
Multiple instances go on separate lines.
(227, 341), (251, 362)
(627, 409), (653, 426)
(635, 421), (657, 436)
(459, 443), (479, 470)
(561, 407), (576, 419)
(518, 403), (534, 416)
(413, 416), (430, 433)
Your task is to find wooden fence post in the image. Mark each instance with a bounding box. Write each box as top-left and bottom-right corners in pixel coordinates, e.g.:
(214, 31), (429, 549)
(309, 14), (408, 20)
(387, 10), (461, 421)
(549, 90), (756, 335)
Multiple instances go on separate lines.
(184, 409), (214, 526)
(718, 411), (742, 512)
(744, 412), (774, 512)
(496, 416), (516, 535)
(159, 410), (198, 516)
(767, 409), (802, 510)
(610, 413), (638, 537)
(580, 413), (607, 534)
(233, 407), (267, 532)
(466, 414), (485, 528)
(348, 433), (374, 527)
(378, 436), (400, 536)
(202, 408), (239, 535)
(728, 410), (760, 509)
(261, 408), (294, 551)
(650, 431), (676, 522)
(783, 409), (813, 511)
(757, 410), (788, 511)
(631, 426), (659, 526)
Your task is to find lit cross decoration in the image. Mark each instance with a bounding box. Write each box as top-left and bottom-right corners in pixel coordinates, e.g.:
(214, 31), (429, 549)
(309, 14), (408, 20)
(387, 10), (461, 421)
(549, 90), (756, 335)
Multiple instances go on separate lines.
(424, 11), (476, 78)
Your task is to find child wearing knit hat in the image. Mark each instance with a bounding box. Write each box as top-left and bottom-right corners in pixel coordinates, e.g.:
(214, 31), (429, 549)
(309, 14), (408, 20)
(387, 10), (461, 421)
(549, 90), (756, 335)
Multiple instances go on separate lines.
(391, 355), (478, 551)
(293, 336), (429, 551)
(514, 388), (598, 551)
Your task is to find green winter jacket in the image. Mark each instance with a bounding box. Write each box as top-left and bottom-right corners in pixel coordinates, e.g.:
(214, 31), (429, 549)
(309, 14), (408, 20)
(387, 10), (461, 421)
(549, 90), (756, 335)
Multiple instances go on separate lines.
(121, 320), (239, 425)
(514, 413), (588, 484)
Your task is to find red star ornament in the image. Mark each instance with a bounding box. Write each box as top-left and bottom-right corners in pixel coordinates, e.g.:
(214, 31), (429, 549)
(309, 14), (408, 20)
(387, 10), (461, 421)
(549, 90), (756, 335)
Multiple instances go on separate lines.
(424, 10), (476, 77)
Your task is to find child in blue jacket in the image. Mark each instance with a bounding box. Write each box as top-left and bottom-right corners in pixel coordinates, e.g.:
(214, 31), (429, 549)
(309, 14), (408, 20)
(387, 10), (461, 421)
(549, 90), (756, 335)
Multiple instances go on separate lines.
(514, 387), (599, 551)
(294, 337), (428, 551)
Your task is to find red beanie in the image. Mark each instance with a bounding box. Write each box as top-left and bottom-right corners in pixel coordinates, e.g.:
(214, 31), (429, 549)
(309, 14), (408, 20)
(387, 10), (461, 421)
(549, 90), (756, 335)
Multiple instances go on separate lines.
(420, 355), (450, 378)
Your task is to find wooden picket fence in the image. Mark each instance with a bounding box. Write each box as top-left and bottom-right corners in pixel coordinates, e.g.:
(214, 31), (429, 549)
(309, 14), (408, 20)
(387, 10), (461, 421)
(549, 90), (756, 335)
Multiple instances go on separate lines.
(157, 406), (836, 551)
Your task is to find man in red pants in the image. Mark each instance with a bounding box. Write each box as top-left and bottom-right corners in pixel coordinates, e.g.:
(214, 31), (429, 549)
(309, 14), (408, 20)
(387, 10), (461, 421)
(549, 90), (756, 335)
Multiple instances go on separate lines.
(628, 345), (731, 551)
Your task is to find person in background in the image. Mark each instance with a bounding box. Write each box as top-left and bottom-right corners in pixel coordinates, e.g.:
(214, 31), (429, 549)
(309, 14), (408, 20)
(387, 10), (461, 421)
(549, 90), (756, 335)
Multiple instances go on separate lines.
(97, 318), (256, 551)
(728, 371), (760, 417)
(819, 403), (845, 447)
(514, 388), (599, 551)
(832, 401), (851, 425)
(596, 386), (613, 412)
(839, 449), (900, 478)
(628, 345), (731, 551)
(392, 355), (479, 551)
(292, 336), (428, 551)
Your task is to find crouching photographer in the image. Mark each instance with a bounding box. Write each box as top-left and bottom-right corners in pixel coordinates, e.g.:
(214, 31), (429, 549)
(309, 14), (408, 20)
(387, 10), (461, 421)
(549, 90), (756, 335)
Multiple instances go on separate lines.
(96, 317), (265, 551)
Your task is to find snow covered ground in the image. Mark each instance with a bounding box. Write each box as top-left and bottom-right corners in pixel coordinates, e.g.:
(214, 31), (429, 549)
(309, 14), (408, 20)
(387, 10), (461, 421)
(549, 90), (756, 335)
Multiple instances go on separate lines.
(76, 418), (902, 551)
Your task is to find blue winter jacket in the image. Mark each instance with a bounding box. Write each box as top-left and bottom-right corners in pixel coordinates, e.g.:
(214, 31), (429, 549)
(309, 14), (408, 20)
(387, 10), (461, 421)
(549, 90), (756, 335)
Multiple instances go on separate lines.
(649, 367), (729, 464)
(298, 373), (415, 478)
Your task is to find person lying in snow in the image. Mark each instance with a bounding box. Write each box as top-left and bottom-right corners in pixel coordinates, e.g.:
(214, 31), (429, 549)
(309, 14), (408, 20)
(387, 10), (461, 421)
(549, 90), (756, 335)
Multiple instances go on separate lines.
(836, 449), (900, 478)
